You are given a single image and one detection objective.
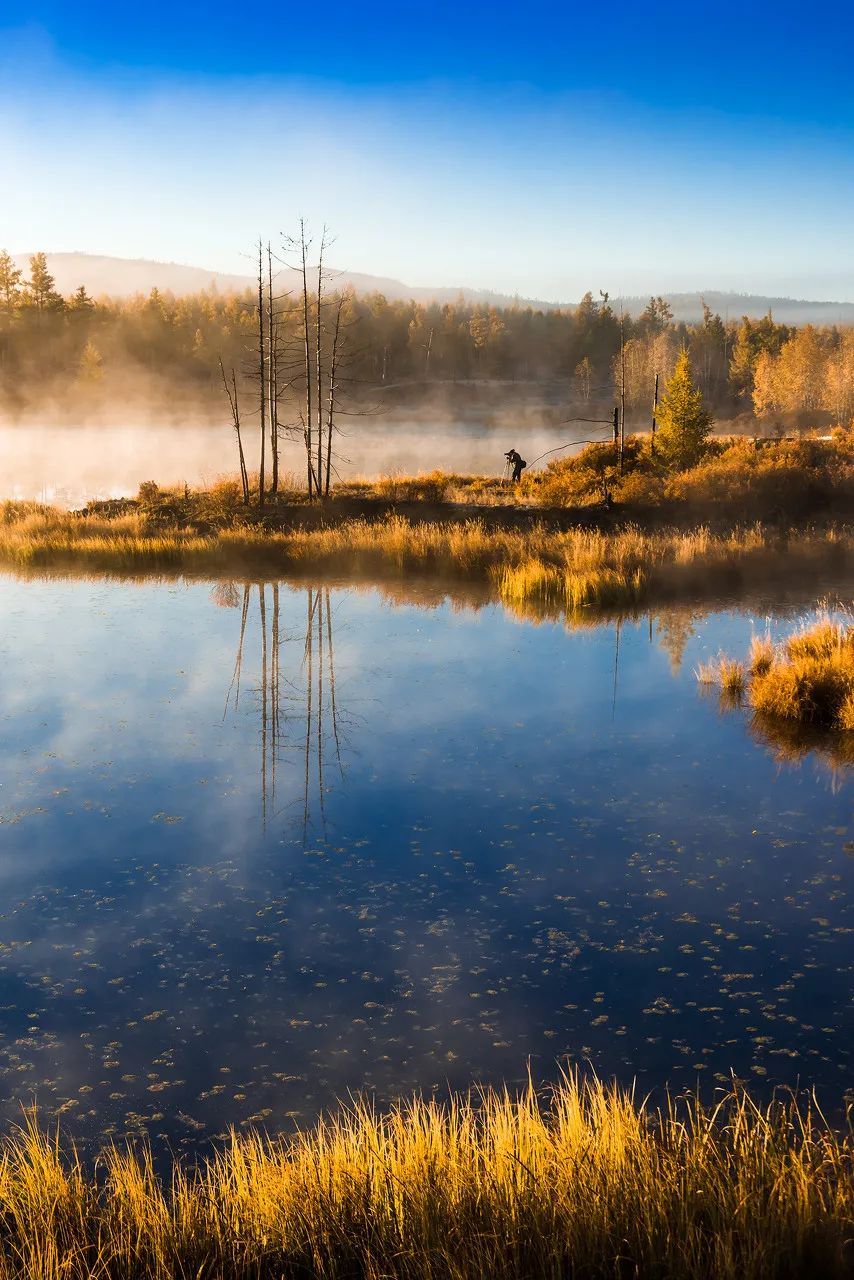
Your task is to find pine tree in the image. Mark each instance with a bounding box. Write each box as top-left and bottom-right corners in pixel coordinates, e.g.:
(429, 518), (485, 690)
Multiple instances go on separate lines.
(655, 349), (711, 469)
(0, 250), (22, 316)
(70, 285), (94, 311)
(25, 252), (63, 314)
(728, 318), (756, 401)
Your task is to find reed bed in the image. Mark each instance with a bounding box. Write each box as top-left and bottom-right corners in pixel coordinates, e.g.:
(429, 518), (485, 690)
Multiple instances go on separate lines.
(0, 1075), (850, 1279)
(700, 619), (854, 731)
(1, 504), (850, 617)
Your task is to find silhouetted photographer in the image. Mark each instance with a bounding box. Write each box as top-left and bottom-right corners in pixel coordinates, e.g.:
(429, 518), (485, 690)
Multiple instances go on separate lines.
(504, 448), (527, 483)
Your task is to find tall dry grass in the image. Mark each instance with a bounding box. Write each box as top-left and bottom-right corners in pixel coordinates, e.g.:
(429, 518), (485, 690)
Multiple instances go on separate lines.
(1, 505), (850, 620)
(749, 621), (854, 730)
(696, 617), (854, 766)
(0, 1075), (850, 1278)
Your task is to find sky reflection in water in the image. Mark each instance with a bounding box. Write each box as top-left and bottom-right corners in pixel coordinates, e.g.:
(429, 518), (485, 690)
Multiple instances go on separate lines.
(0, 574), (852, 1151)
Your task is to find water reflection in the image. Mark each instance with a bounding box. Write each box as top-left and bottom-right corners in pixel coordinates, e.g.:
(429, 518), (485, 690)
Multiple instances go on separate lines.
(0, 574), (850, 1155)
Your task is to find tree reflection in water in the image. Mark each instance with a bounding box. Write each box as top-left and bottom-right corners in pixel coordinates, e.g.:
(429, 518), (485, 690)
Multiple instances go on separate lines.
(217, 581), (351, 841)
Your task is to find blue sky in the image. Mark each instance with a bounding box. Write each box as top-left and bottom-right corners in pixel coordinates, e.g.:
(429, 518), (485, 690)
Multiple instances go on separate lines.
(3, 1), (853, 300)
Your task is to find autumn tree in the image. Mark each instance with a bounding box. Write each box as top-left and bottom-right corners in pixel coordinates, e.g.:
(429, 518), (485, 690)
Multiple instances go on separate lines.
(24, 253), (63, 315)
(0, 250), (22, 317)
(655, 349), (711, 468)
(77, 340), (104, 383)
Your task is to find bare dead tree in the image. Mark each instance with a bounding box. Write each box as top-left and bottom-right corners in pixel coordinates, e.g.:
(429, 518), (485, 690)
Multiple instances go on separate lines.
(324, 292), (345, 497)
(267, 243), (279, 497)
(219, 359), (249, 503)
(257, 241), (267, 509)
(315, 227), (329, 498)
(298, 222), (315, 497)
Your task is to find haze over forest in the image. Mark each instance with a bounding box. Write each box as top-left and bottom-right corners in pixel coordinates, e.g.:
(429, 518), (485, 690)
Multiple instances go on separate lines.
(11, 253), (854, 326)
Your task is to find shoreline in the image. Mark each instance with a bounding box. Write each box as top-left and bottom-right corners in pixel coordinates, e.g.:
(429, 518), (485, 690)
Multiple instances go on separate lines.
(2, 502), (852, 615)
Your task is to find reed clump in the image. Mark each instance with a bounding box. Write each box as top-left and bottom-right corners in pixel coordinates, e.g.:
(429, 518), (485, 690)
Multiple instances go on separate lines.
(749, 621), (854, 729)
(0, 1075), (850, 1279)
(696, 619), (850, 747)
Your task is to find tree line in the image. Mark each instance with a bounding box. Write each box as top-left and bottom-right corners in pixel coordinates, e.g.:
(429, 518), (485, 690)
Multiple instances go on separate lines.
(2, 249), (853, 427)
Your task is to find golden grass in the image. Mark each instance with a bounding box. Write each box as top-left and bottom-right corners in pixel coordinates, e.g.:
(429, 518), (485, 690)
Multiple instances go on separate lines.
(750, 621), (854, 729)
(1, 505), (852, 621)
(749, 634), (775, 677)
(698, 618), (854, 755)
(0, 1074), (850, 1278)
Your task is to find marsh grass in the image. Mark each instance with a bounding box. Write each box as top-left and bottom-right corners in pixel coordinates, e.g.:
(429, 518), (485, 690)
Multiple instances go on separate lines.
(749, 620), (854, 729)
(0, 1075), (850, 1279)
(698, 618), (854, 777)
(1, 505), (851, 621)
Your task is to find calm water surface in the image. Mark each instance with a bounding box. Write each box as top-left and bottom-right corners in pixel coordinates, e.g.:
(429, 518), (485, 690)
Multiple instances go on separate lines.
(0, 574), (852, 1150)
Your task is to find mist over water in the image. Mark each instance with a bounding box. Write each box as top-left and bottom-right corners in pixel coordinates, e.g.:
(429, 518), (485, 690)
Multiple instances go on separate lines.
(1, 417), (607, 503)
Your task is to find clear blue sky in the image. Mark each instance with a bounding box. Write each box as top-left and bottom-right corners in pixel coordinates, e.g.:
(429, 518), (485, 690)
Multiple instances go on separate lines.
(3, 1), (853, 300)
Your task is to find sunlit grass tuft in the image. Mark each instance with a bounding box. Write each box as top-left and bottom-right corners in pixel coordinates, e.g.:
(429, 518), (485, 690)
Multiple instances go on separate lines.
(750, 621), (854, 728)
(749, 634), (775, 677)
(699, 618), (854, 746)
(0, 1075), (850, 1278)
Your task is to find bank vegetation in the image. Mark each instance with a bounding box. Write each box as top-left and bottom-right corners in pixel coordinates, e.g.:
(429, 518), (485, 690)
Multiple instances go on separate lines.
(0, 1074), (851, 1279)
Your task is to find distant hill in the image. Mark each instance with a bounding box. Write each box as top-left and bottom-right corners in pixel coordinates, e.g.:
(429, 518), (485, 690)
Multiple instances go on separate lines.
(12, 253), (854, 324)
(10, 252), (542, 309)
(621, 290), (854, 326)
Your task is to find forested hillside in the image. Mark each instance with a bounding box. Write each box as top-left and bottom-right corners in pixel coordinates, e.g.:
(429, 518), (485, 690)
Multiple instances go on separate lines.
(1, 251), (852, 429)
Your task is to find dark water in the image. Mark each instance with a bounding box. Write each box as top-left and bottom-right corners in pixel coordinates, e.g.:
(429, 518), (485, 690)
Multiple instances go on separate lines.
(0, 573), (852, 1151)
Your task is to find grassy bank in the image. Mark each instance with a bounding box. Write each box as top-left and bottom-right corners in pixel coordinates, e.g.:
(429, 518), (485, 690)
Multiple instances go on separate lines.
(2, 504), (852, 617)
(335, 431), (854, 519)
(0, 1075), (851, 1279)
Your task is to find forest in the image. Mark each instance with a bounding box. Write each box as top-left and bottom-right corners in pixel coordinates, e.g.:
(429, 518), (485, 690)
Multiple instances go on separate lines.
(2, 250), (854, 429)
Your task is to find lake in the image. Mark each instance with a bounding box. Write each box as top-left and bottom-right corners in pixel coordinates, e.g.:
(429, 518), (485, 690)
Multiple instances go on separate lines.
(0, 572), (851, 1152)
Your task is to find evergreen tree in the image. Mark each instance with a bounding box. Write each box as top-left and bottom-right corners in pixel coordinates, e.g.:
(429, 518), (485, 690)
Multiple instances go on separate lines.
(0, 250), (22, 316)
(70, 285), (94, 311)
(24, 253), (63, 314)
(655, 349), (711, 468)
(728, 317), (756, 400)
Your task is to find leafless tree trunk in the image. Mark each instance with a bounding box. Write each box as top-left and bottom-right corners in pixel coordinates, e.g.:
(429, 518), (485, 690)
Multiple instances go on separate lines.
(257, 241), (266, 509)
(267, 244), (278, 497)
(300, 221), (314, 498)
(324, 294), (344, 497)
(219, 359), (249, 504)
(315, 229), (327, 498)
